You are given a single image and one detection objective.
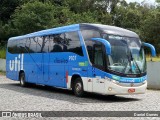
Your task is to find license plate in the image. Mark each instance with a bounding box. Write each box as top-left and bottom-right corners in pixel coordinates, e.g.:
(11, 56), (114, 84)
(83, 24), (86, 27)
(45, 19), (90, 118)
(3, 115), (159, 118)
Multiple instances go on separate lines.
(128, 88), (135, 93)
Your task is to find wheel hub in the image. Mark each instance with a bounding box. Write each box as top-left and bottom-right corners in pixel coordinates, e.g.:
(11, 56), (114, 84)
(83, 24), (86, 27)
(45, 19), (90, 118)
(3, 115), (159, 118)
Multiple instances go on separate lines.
(76, 83), (82, 93)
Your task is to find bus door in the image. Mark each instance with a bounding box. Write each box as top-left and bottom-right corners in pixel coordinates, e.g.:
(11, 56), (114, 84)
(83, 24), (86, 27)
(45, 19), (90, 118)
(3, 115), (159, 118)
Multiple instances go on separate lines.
(88, 43), (105, 94)
(92, 67), (105, 94)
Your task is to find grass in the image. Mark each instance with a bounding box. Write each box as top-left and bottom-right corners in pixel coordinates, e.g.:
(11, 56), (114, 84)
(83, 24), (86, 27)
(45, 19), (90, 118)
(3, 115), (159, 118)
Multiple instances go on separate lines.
(0, 70), (6, 76)
(0, 47), (6, 59)
(146, 55), (160, 62)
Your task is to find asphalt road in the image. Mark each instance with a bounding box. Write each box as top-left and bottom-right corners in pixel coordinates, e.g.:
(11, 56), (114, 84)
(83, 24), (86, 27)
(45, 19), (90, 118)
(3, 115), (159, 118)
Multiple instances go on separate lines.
(0, 75), (160, 120)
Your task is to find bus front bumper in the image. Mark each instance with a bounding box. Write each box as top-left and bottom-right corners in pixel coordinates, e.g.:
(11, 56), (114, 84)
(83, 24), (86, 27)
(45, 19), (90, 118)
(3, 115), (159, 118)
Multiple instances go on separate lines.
(105, 80), (147, 95)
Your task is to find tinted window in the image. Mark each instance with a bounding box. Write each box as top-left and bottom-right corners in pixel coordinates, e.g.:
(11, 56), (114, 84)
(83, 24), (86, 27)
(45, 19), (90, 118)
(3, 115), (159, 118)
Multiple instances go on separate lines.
(29, 37), (37, 53)
(85, 40), (105, 69)
(65, 32), (83, 56)
(37, 37), (43, 53)
(53, 34), (65, 52)
(17, 39), (26, 53)
(94, 44), (104, 66)
(25, 38), (31, 53)
(49, 34), (65, 52)
(49, 35), (55, 52)
(25, 36), (50, 53)
(8, 40), (17, 54)
(8, 31), (83, 55)
(81, 30), (101, 41)
(42, 36), (50, 53)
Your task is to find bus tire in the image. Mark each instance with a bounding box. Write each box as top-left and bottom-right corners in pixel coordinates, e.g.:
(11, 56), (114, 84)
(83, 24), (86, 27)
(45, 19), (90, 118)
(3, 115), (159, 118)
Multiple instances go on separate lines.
(73, 78), (84, 97)
(19, 73), (27, 87)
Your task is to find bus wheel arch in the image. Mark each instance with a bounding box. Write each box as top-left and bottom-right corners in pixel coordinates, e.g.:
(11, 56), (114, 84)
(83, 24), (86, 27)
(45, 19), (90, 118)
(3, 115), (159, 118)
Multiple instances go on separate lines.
(71, 74), (84, 97)
(19, 70), (27, 87)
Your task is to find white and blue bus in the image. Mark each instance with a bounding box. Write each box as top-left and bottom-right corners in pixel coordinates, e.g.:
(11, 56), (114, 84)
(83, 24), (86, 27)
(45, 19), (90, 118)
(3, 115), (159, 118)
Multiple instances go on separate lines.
(6, 23), (156, 97)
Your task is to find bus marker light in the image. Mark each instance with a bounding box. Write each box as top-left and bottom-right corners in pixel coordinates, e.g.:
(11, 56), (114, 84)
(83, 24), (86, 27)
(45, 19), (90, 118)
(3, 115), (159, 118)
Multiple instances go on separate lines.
(66, 71), (68, 83)
(108, 87), (112, 91)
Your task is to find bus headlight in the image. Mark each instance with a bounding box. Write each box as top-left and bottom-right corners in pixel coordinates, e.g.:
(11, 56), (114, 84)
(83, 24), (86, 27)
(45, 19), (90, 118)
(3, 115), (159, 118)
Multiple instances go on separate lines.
(112, 80), (116, 83)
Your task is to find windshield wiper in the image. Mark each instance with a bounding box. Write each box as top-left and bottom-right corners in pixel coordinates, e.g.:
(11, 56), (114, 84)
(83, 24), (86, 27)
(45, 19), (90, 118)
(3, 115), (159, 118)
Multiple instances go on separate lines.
(129, 49), (142, 75)
(132, 56), (142, 75)
(122, 54), (132, 74)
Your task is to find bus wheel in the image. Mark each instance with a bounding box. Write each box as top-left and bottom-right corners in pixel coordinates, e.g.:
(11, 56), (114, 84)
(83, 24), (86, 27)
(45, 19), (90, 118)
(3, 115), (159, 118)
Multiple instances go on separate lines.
(20, 73), (27, 87)
(73, 78), (84, 97)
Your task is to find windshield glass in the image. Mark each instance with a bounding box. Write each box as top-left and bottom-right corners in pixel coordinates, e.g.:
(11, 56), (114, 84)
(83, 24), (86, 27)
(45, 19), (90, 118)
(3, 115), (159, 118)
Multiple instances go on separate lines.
(103, 34), (146, 75)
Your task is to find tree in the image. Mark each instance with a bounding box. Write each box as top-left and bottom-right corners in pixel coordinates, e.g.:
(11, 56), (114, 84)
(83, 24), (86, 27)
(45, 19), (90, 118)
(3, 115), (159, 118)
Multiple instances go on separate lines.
(122, 8), (141, 29)
(0, 20), (18, 45)
(0, 0), (21, 22)
(156, 0), (160, 8)
(140, 9), (160, 53)
(53, 6), (99, 25)
(0, 0), (159, 50)
(12, 1), (58, 35)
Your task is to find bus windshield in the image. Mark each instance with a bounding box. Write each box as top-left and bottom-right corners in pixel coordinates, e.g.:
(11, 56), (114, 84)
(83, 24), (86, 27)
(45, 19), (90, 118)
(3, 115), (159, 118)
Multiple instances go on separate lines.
(104, 34), (146, 75)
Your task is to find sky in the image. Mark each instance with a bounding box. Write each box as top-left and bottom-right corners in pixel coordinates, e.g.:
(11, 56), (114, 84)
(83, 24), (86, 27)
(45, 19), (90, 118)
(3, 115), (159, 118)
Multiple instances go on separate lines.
(126, 0), (156, 4)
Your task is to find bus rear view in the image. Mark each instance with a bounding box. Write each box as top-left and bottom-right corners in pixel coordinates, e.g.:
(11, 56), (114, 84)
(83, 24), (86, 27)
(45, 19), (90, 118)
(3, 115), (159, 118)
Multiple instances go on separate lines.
(6, 23), (156, 97)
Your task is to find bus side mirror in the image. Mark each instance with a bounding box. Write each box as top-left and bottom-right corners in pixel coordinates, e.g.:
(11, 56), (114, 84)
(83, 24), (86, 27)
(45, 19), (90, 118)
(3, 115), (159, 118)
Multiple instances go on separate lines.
(91, 38), (111, 55)
(142, 42), (156, 57)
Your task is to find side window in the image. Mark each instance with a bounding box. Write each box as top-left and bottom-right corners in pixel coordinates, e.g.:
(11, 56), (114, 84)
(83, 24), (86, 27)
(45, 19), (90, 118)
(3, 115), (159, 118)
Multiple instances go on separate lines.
(25, 38), (31, 53)
(49, 35), (55, 52)
(8, 39), (26, 54)
(24, 36), (50, 53)
(85, 40), (105, 70)
(29, 37), (37, 53)
(53, 34), (65, 52)
(49, 34), (65, 52)
(94, 43), (105, 67)
(81, 30), (101, 41)
(65, 31), (83, 56)
(17, 39), (26, 53)
(8, 40), (17, 54)
(42, 36), (50, 53)
(36, 37), (43, 53)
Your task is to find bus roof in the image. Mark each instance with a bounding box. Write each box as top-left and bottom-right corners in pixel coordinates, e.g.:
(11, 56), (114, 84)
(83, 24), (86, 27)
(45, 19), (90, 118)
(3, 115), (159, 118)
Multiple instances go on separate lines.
(9, 24), (80, 41)
(80, 23), (139, 38)
(9, 23), (139, 41)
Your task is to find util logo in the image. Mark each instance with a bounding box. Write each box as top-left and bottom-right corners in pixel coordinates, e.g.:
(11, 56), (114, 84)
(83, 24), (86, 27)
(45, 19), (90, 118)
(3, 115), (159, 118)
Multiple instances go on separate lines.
(9, 54), (24, 71)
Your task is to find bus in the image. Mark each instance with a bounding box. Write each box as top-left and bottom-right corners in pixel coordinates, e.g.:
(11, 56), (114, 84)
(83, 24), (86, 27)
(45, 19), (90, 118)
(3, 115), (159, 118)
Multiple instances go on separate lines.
(6, 23), (156, 97)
